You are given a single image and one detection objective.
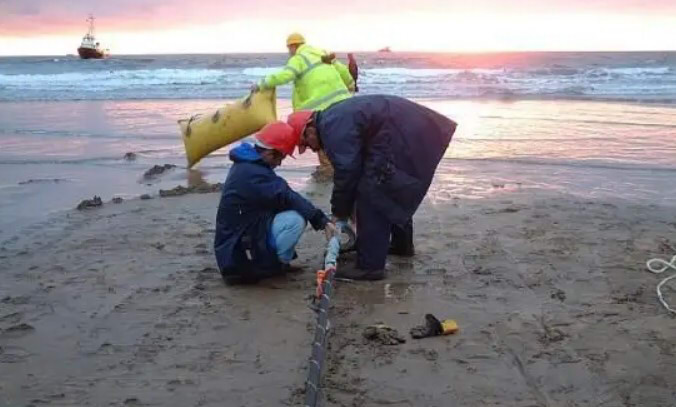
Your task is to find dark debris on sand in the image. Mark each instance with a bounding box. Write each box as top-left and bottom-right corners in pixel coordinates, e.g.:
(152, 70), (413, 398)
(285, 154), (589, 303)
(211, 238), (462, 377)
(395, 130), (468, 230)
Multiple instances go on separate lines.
(76, 196), (103, 210)
(362, 323), (406, 346)
(18, 178), (66, 185)
(4, 323), (35, 333)
(159, 183), (222, 198)
(143, 164), (177, 179)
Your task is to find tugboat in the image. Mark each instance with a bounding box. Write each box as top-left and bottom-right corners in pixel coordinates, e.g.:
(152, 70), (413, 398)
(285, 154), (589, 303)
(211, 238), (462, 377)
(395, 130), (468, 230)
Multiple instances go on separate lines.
(77, 15), (109, 59)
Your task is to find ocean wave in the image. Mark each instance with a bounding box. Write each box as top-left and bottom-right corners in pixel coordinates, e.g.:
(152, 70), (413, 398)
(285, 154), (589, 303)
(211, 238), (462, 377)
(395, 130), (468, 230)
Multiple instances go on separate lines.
(530, 67), (580, 76)
(603, 66), (671, 75)
(0, 68), (237, 89)
(5, 65), (666, 87)
(1, 61), (675, 102)
(241, 67), (283, 76)
(363, 66), (673, 79)
(365, 67), (501, 76)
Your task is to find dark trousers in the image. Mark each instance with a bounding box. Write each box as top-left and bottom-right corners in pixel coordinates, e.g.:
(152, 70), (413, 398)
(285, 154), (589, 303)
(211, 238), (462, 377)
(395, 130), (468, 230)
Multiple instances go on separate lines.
(356, 198), (413, 270)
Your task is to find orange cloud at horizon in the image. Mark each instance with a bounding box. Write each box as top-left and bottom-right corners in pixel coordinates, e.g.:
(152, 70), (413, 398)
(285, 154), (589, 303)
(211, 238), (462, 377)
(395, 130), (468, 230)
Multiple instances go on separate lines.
(1, 11), (676, 55)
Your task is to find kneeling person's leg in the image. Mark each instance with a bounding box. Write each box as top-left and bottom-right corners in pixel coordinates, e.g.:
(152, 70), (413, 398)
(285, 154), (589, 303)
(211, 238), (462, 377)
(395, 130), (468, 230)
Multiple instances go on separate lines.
(271, 210), (307, 264)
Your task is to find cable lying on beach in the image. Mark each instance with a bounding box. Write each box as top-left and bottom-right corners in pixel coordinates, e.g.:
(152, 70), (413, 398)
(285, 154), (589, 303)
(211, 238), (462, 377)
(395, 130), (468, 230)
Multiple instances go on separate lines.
(304, 221), (353, 407)
(305, 236), (338, 407)
(646, 253), (676, 315)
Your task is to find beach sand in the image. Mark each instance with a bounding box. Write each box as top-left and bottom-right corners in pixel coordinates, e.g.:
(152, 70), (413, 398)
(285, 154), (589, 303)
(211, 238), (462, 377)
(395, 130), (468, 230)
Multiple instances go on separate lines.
(1, 177), (675, 406)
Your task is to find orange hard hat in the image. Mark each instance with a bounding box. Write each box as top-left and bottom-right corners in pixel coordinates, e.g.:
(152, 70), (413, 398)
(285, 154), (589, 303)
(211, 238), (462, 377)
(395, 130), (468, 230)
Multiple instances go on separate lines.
(286, 111), (314, 154)
(255, 121), (299, 157)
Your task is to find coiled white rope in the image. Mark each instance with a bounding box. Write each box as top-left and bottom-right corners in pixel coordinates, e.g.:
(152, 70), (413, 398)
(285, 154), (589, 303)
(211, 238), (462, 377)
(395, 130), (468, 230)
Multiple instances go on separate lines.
(646, 254), (676, 315)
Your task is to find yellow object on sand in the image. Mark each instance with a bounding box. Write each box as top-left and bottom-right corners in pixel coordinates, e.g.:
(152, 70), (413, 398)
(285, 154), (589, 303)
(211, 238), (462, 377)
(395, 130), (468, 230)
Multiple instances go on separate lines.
(440, 319), (459, 335)
(178, 89), (277, 168)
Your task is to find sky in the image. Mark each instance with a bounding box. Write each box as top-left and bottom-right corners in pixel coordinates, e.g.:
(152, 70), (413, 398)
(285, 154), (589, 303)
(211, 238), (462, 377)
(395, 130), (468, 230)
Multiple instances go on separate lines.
(1, 0), (675, 55)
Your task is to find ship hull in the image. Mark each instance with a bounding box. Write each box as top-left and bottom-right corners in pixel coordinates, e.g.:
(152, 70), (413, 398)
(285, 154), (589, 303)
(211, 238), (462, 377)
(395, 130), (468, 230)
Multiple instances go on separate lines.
(77, 47), (106, 59)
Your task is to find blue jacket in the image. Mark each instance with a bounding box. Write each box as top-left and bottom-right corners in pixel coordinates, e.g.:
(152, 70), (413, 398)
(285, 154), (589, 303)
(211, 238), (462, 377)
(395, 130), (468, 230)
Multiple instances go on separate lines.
(214, 143), (329, 278)
(315, 95), (457, 225)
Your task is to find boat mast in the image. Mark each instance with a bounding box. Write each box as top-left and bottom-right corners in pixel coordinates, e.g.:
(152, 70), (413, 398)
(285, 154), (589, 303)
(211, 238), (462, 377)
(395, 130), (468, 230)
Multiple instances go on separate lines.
(86, 14), (96, 39)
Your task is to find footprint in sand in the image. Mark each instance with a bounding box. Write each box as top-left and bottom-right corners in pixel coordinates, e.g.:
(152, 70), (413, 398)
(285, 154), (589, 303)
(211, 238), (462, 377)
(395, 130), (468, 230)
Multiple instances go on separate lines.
(0, 345), (32, 363)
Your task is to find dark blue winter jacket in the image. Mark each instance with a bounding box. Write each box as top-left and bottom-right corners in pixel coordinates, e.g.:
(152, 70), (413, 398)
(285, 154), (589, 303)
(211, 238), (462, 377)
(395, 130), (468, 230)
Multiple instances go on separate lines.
(314, 95), (457, 224)
(214, 143), (329, 279)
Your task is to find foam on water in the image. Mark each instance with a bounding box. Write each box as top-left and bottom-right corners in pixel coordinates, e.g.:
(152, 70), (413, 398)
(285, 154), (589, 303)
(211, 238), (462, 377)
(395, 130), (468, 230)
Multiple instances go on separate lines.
(241, 67), (284, 76)
(1, 52), (675, 102)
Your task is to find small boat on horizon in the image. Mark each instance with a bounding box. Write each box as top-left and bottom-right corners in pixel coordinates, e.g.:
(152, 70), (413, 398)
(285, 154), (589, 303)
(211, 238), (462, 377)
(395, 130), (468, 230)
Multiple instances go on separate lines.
(77, 15), (109, 59)
(377, 46), (392, 53)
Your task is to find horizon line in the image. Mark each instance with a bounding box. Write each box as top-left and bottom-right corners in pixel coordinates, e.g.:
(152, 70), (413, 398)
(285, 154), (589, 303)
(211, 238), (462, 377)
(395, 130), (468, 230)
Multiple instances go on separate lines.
(2, 49), (676, 58)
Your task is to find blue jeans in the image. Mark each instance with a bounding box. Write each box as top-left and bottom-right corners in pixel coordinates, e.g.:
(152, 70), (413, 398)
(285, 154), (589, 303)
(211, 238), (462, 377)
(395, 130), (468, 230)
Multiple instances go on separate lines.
(270, 210), (307, 264)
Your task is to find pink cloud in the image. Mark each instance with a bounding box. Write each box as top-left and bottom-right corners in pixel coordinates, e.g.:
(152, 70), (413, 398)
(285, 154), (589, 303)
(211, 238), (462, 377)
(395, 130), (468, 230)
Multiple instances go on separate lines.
(1, 0), (675, 36)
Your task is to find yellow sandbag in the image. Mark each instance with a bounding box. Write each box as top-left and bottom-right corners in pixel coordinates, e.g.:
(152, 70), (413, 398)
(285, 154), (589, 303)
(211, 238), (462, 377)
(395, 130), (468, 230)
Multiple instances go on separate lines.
(178, 89), (277, 168)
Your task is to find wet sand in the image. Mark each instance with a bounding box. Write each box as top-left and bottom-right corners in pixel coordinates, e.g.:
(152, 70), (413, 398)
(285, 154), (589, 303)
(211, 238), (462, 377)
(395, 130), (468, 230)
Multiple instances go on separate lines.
(1, 183), (675, 406)
(3, 98), (676, 243)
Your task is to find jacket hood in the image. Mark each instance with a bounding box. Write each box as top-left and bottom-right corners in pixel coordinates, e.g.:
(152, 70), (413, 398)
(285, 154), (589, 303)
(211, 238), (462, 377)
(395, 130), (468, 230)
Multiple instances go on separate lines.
(229, 142), (263, 164)
(298, 44), (324, 58)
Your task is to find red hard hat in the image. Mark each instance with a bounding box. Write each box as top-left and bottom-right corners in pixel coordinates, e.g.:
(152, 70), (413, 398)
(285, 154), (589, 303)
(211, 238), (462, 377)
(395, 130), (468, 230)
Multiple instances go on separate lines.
(287, 111), (313, 153)
(255, 121), (299, 157)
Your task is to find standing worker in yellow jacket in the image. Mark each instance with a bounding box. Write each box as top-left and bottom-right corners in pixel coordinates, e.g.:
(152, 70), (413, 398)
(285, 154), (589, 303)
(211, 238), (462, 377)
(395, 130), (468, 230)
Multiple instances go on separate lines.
(252, 33), (355, 179)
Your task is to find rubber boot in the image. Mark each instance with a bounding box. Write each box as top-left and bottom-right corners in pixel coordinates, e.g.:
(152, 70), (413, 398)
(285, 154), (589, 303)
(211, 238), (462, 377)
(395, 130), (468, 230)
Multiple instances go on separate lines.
(222, 274), (260, 285)
(334, 264), (385, 281)
(389, 219), (415, 257)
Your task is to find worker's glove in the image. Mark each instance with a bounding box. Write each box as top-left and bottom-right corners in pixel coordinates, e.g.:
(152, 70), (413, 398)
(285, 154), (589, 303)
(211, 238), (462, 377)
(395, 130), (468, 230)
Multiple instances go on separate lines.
(333, 219), (356, 253)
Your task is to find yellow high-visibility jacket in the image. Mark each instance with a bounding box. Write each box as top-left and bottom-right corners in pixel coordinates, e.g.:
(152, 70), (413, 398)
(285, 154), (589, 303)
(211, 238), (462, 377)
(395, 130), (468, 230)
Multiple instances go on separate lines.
(259, 44), (355, 111)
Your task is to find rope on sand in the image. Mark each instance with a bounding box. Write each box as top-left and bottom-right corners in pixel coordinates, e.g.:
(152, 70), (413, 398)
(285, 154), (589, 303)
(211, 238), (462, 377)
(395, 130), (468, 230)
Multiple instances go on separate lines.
(646, 254), (676, 314)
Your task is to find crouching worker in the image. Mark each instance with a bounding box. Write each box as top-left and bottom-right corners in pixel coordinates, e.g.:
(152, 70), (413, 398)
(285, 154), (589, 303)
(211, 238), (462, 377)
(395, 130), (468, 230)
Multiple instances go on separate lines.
(214, 122), (335, 285)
